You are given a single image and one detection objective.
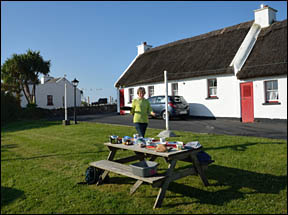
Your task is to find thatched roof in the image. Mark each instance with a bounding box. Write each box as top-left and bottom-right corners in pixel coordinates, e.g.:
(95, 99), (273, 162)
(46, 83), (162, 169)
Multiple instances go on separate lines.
(237, 19), (287, 79)
(115, 21), (253, 88)
(115, 19), (287, 88)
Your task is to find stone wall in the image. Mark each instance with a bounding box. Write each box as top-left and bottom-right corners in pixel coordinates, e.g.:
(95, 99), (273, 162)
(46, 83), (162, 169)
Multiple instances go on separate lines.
(45, 104), (117, 119)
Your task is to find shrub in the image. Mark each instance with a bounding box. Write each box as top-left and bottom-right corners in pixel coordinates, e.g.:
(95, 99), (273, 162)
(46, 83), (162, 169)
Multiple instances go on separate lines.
(1, 91), (22, 124)
(26, 103), (38, 109)
(81, 101), (89, 107)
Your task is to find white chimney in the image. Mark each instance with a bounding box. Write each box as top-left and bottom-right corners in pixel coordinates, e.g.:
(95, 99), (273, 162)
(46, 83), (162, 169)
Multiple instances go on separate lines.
(137, 42), (152, 55)
(254, 4), (277, 28)
(41, 75), (53, 84)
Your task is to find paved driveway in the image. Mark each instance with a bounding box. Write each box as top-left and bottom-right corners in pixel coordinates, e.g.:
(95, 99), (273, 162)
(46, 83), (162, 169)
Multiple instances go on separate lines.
(77, 113), (287, 140)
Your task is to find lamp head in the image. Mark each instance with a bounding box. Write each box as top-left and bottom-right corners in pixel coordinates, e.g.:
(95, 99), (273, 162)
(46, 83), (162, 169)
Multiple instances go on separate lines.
(72, 78), (79, 87)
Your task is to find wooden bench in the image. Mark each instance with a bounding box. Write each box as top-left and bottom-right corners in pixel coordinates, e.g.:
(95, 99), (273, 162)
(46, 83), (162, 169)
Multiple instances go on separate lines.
(89, 160), (166, 186)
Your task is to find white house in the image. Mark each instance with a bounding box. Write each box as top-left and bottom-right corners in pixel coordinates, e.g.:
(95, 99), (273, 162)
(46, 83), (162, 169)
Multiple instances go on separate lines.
(114, 5), (287, 122)
(20, 75), (82, 109)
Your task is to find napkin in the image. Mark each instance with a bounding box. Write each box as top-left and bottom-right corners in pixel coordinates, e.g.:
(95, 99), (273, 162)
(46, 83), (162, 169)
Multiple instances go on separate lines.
(184, 141), (202, 149)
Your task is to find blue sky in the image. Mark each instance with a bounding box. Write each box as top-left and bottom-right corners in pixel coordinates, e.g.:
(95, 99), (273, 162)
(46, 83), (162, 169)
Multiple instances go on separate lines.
(1, 1), (287, 103)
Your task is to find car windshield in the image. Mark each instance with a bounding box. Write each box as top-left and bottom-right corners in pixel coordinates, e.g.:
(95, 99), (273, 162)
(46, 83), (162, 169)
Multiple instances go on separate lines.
(148, 97), (157, 104)
(170, 96), (188, 104)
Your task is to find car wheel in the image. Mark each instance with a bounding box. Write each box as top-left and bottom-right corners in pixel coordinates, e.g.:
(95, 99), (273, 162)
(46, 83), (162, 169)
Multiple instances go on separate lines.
(161, 111), (170, 120)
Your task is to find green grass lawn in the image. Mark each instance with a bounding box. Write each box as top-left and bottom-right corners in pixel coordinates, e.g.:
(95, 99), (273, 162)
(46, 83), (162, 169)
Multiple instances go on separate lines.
(1, 120), (287, 214)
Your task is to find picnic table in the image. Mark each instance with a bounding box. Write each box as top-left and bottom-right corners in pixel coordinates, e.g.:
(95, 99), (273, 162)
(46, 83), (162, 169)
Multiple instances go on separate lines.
(90, 142), (211, 209)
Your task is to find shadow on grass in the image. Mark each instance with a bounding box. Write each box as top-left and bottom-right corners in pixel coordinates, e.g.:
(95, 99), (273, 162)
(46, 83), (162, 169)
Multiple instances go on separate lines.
(164, 164), (287, 208)
(1, 144), (18, 152)
(1, 151), (107, 162)
(1, 120), (62, 133)
(204, 141), (285, 152)
(77, 112), (120, 122)
(105, 176), (136, 185)
(1, 186), (24, 207)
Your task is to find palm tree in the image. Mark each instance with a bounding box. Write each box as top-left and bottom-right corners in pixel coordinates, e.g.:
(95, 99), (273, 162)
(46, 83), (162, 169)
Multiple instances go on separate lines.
(1, 49), (51, 105)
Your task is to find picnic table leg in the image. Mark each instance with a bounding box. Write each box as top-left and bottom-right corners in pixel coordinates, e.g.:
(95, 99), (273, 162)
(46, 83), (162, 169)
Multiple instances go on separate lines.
(107, 147), (117, 161)
(130, 180), (143, 195)
(130, 154), (158, 195)
(97, 147), (117, 185)
(153, 159), (177, 209)
(190, 154), (209, 186)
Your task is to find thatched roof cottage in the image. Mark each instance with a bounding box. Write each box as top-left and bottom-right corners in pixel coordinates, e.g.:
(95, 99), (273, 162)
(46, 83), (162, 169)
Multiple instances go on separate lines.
(115, 5), (287, 122)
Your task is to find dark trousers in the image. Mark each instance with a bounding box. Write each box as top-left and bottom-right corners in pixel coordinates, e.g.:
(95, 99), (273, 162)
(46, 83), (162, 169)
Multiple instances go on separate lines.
(135, 123), (148, 138)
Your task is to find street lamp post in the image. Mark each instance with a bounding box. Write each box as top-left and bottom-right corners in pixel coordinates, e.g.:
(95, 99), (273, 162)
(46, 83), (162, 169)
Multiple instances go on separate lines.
(62, 82), (70, 126)
(72, 78), (79, 124)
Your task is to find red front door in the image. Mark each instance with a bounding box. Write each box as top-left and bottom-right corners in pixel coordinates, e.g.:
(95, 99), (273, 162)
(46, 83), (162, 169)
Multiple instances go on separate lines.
(119, 89), (125, 115)
(240, 82), (254, 123)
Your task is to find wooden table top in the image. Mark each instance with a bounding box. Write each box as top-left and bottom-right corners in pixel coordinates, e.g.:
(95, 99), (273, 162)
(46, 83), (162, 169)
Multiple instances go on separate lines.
(104, 142), (202, 160)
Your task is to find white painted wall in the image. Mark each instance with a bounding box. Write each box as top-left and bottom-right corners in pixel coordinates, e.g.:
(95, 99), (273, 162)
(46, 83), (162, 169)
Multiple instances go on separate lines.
(247, 76), (287, 119)
(121, 75), (287, 119)
(122, 75), (241, 118)
(176, 75), (241, 118)
(20, 78), (81, 109)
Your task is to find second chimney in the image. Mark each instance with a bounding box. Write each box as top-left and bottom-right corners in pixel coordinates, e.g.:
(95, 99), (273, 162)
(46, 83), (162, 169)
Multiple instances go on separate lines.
(137, 42), (152, 55)
(254, 4), (277, 28)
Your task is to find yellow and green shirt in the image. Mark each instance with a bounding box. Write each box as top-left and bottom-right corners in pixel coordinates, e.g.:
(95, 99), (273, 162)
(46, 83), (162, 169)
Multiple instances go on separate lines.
(130, 98), (153, 123)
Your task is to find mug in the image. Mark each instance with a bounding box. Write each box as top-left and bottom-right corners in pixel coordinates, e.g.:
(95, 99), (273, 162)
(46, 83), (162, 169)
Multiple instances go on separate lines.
(110, 135), (118, 144)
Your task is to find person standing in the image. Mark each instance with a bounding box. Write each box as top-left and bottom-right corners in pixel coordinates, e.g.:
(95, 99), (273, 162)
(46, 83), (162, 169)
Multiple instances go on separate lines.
(130, 87), (156, 137)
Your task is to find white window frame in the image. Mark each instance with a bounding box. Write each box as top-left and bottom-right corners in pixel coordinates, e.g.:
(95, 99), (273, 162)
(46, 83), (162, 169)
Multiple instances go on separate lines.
(148, 86), (154, 98)
(128, 88), (134, 103)
(264, 80), (279, 103)
(171, 83), (178, 96)
(207, 78), (217, 98)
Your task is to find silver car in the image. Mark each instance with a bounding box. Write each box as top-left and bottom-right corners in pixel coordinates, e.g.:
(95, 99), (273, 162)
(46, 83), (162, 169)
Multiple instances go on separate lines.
(147, 96), (190, 120)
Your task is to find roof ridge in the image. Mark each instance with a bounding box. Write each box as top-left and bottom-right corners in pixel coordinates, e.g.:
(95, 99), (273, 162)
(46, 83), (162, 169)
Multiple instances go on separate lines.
(146, 20), (254, 53)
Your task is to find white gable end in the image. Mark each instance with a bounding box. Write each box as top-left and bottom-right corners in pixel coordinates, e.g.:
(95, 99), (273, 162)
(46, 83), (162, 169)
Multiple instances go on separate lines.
(20, 77), (81, 109)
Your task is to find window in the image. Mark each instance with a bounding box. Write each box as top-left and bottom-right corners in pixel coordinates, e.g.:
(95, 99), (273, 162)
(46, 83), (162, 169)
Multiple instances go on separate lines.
(265, 80), (278, 103)
(148, 97), (156, 104)
(148, 86), (154, 97)
(128, 88), (134, 103)
(156, 96), (165, 104)
(171, 83), (178, 96)
(207, 79), (217, 98)
(47, 95), (53, 106)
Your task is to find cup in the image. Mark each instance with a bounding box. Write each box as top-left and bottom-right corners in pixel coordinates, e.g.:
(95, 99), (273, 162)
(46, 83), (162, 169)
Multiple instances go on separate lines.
(146, 138), (152, 146)
(125, 139), (131, 145)
(117, 138), (122, 144)
(176, 142), (184, 150)
(110, 135), (118, 144)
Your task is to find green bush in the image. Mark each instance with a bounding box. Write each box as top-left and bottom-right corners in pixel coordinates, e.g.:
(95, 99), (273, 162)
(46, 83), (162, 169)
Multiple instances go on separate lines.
(1, 91), (22, 124)
(81, 101), (89, 107)
(26, 103), (38, 109)
(1, 90), (51, 124)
